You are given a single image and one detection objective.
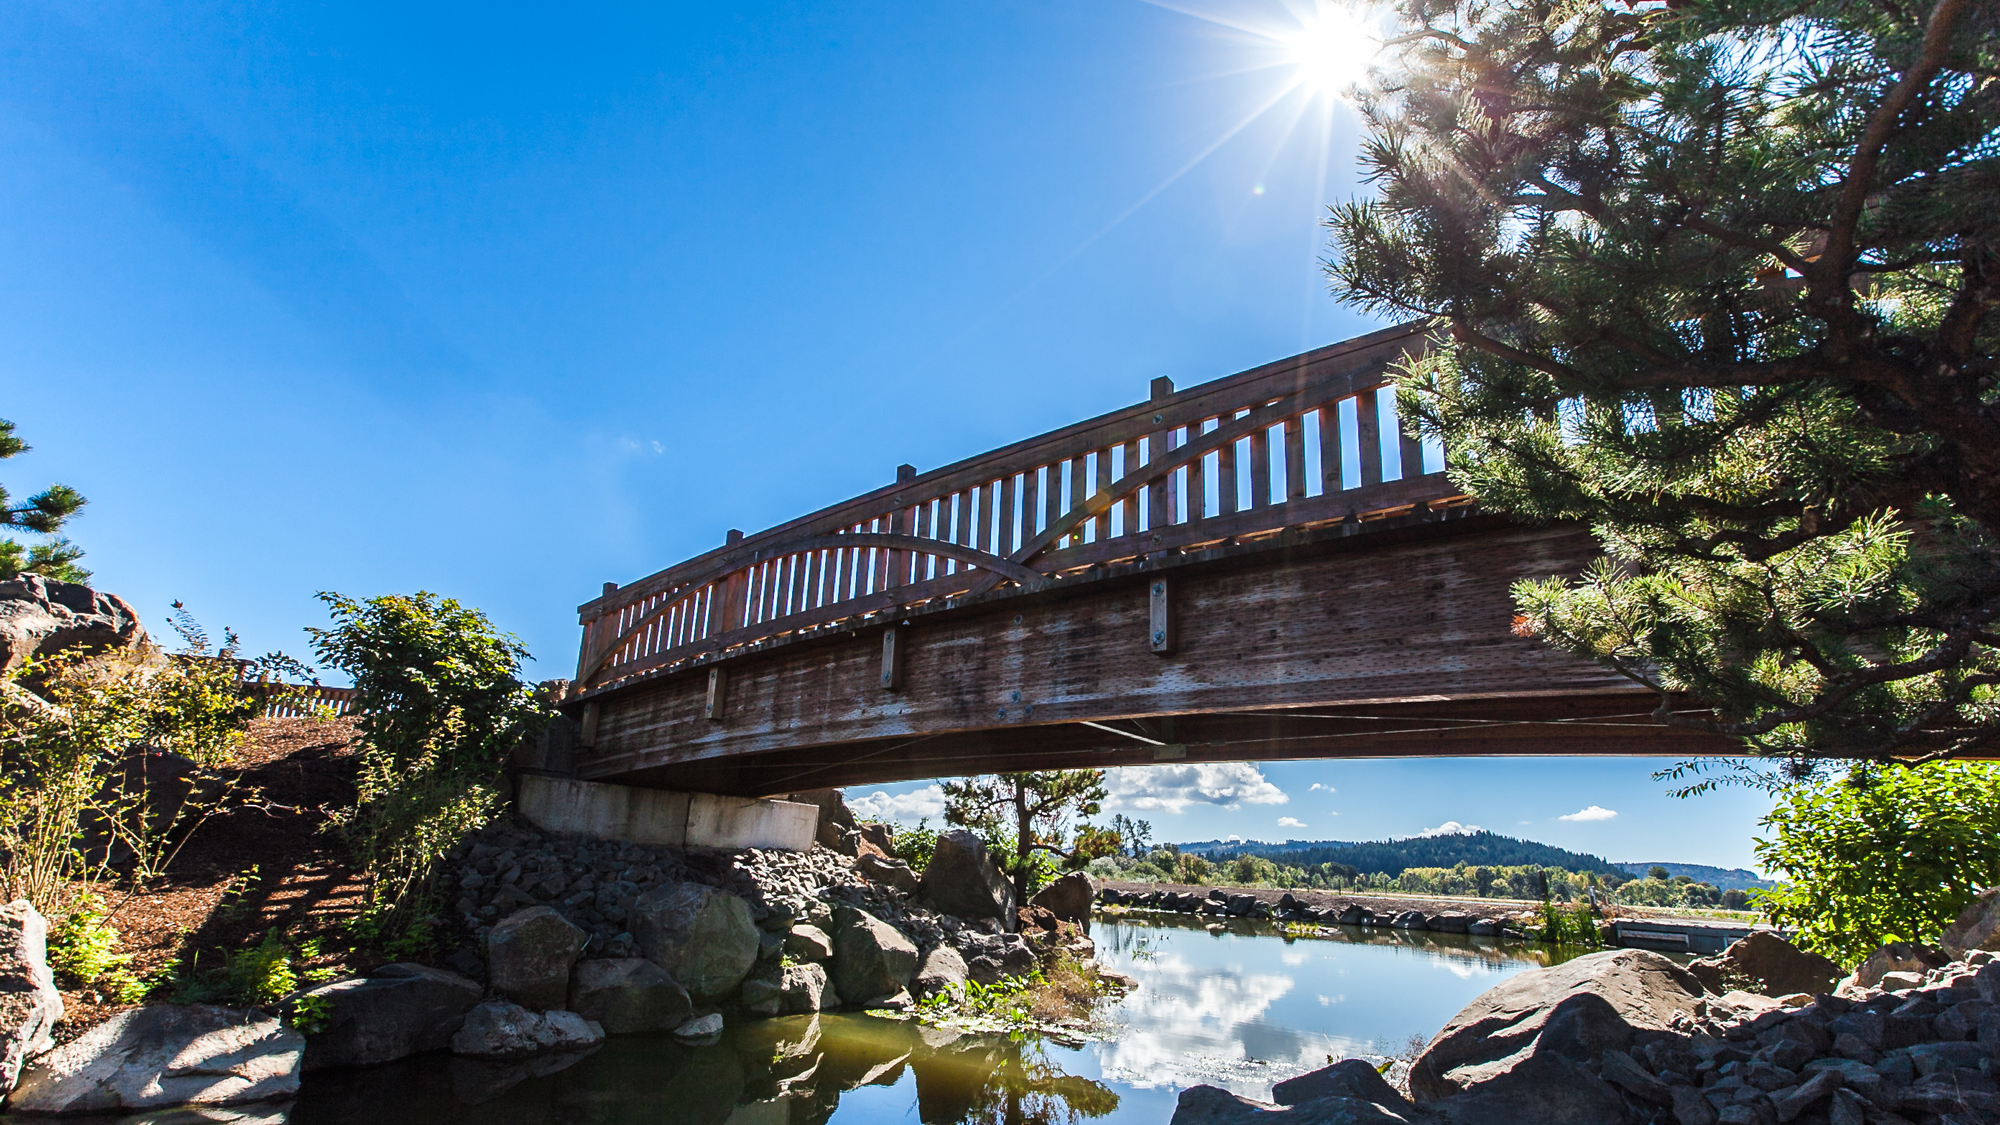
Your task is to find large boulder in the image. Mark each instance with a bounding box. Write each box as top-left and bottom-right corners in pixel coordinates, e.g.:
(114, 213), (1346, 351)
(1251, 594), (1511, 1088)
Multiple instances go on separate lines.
(566, 958), (692, 1035)
(1029, 873), (1095, 934)
(0, 575), (146, 678)
(856, 853), (920, 894)
(829, 905), (918, 1005)
(779, 963), (840, 1014)
(1409, 949), (1706, 1124)
(1841, 941), (1950, 994)
(784, 923), (834, 963)
(777, 788), (856, 851)
(958, 931), (1037, 985)
(913, 944), (968, 998)
(0, 899), (61, 1097)
(8, 1005), (302, 1114)
(486, 905), (586, 1011)
(1272, 1059), (1412, 1111)
(1687, 931), (1842, 998)
(294, 962), (481, 1071)
(1168, 1084), (1421, 1124)
(1941, 888), (2000, 958)
(449, 1000), (603, 1059)
(630, 881), (760, 1001)
(921, 830), (1016, 921)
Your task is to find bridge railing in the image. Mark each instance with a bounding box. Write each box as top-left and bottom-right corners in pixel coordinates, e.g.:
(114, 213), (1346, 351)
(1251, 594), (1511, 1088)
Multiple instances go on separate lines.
(573, 322), (1469, 697)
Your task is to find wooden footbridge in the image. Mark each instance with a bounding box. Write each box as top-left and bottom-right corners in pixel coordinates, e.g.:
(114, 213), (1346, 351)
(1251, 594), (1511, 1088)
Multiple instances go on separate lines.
(561, 322), (1733, 797)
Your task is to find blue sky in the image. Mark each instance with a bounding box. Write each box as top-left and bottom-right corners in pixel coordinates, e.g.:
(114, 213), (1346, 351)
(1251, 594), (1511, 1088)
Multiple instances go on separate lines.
(1, 0), (1776, 868)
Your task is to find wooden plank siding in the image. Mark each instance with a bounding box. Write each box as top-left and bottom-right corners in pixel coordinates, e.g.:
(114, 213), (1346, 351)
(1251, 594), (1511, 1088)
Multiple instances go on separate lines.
(572, 517), (1740, 796)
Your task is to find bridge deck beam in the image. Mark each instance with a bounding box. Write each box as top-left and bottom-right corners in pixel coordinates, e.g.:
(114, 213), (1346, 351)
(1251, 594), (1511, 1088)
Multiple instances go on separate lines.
(571, 517), (1737, 795)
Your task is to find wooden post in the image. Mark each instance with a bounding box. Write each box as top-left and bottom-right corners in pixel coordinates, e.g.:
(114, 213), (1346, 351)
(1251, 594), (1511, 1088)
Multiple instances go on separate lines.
(578, 701), (601, 747)
(1149, 577), (1174, 654)
(1318, 403), (1342, 494)
(705, 666), (728, 721)
(1249, 414), (1273, 510)
(1284, 416), (1308, 502)
(1147, 377), (1174, 533)
(881, 626), (905, 691)
(1354, 390), (1383, 488)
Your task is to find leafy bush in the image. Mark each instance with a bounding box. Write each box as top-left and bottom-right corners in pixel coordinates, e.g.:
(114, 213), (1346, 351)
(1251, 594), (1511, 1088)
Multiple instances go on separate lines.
(0, 605), (278, 906)
(885, 818), (938, 872)
(226, 932), (298, 1006)
(309, 591), (550, 927)
(1534, 900), (1601, 948)
(1756, 762), (2000, 966)
(47, 894), (142, 1001)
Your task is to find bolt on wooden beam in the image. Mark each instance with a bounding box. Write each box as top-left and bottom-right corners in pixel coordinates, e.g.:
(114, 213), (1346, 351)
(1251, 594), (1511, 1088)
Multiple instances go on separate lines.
(881, 626), (905, 691)
(705, 666), (729, 721)
(1149, 578), (1174, 654)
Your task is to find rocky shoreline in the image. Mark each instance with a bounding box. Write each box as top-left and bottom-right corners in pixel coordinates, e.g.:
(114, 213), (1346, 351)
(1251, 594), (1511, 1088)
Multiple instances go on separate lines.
(1168, 890), (2000, 1125)
(0, 806), (1101, 1116)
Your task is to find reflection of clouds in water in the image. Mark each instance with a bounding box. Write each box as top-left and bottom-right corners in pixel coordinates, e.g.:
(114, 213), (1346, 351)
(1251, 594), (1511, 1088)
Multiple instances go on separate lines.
(1095, 948), (1368, 1098)
(1433, 960), (1489, 980)
(1279, 948), (1313, 966)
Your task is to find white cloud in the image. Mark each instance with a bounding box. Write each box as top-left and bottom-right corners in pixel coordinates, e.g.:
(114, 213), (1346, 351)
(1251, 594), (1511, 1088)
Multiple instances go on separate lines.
(1103, 763), (1288, 814)
(1309, 783), (1335, 792)
(1416, 820), (1482, 837)
(1277, 817), (1306, 829)
(1559, 805), (1619, 822)
(847, 785), (946, 824)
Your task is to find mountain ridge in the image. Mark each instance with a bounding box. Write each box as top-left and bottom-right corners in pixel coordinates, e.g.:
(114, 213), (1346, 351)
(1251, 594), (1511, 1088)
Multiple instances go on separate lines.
(1172, 831), (1619, 877)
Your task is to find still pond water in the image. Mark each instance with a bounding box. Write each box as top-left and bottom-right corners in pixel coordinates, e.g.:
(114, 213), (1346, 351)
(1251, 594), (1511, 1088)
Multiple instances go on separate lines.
(293, 915), (1561, 1125)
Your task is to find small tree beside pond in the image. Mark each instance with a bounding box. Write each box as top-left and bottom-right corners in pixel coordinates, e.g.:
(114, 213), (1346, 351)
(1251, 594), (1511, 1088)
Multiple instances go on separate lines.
(1756, 760), (2000, 966)
(942, 770), (1107, 907)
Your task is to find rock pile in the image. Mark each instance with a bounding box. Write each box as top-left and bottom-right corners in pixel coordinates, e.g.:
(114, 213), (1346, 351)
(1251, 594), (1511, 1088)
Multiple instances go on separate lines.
(1097, 887), (1519, 937)
(1169, 895), (2000, 1125)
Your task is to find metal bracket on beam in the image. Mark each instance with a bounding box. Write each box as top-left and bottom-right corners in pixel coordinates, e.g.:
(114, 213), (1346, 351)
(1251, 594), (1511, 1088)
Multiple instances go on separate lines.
(705, 667), (728, 721)
(881, 626), (905, 691)
(1149, 578), (1174, 654)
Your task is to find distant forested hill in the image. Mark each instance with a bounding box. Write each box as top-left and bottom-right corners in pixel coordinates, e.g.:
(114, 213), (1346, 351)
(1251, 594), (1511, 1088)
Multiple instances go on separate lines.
(1617, 862), (1777, 891)
(1176, 832), (1619, 877)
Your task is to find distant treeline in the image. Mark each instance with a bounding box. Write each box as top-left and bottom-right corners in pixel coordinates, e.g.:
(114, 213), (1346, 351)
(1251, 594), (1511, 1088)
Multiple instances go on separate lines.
(1177, 832), (1619, 878)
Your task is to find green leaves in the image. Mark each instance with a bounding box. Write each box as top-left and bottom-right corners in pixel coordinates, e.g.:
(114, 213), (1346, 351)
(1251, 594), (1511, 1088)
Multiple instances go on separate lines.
(1330, 0), (2000, 763)
(1756, 761), (2000, 965)
(0, 418), (88, 582)
(309, 591), (550, 928)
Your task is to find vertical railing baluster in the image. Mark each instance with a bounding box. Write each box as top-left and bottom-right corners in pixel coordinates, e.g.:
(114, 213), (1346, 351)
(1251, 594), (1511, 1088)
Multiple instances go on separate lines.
(1285, 414), (1308, 503)
(1354, 388), (1384, 488)
(1318, 400), (1342, 495)
(1119, 440), (1141, 535)
(1217, 418), (1239, 516)
(1249, 409), (1273, 510)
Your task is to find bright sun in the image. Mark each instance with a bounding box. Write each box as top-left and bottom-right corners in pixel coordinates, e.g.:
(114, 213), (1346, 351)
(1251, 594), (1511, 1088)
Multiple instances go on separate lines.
(1279, 3), (1382, 98)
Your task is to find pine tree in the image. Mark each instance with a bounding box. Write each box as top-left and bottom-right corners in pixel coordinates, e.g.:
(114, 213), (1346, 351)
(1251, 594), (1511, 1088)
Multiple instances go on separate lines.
(0, 418), (87, 583)
(1327, 0), (1998, 773)
(942, 770), (1108, 913)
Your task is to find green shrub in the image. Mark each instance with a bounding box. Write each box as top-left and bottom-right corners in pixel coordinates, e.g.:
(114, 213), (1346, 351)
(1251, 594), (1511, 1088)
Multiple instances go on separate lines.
(309, 591), (550, 930)
(1756, 762), (2000, 966)
(885, 818), (938, 871)
(226, 932), (298, 1007)
(48, 895), (131, 986)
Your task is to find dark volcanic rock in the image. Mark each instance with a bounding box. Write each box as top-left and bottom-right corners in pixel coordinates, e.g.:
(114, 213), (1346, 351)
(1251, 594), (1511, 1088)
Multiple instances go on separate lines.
(921, 831), (1016, 921)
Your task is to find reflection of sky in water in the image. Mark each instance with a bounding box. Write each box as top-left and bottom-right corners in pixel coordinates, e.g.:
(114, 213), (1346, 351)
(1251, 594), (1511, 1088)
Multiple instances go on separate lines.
(1088, 918), (1539, 1100)
(284, 918), (1551, 1125)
